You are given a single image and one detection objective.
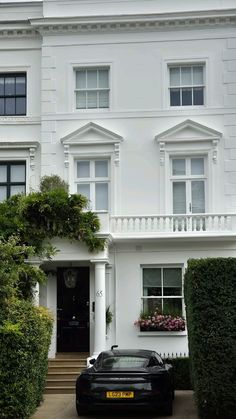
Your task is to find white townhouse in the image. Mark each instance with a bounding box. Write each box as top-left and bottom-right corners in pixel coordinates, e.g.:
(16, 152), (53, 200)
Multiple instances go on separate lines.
(1, 0), (236, 359)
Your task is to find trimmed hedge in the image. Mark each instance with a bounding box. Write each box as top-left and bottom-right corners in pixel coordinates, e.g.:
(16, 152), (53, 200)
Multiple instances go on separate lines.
(0, 300), (53, 419)
(166, 357), (192, 390)
(184, 258), (236, 419)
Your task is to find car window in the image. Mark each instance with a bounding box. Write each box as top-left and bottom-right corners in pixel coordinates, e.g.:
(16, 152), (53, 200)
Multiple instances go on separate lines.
(154, 353), (164, 365)
(101, 356), (149, 370)
(148, 357), (158, 367)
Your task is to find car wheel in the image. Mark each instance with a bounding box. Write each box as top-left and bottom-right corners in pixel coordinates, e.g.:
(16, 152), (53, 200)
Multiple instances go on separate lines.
(163, 395), (173, 416)
(172, 388), (175, 400)
(76, 403), (89, 416)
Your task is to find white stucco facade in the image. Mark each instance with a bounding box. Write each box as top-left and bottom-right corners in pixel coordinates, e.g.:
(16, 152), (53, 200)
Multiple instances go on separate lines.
(1, 0), (236, 358)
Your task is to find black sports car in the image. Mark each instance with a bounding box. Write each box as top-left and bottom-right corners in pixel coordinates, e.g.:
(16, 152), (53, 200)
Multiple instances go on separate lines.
(76, 347), (174, 416)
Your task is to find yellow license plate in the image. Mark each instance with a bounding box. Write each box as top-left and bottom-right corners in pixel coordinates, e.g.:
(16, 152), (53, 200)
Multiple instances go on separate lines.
(106, 391), (134, 399)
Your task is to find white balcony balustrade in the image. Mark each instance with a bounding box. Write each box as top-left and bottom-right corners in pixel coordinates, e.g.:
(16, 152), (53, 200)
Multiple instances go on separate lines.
(109, 214), (236, 238)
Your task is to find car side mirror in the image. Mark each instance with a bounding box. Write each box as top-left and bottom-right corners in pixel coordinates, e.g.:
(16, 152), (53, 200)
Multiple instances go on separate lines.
(89, 358), (96, 365)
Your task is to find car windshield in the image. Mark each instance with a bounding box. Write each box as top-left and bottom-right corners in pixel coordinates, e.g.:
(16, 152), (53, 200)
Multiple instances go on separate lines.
(100, 356), (149, 370)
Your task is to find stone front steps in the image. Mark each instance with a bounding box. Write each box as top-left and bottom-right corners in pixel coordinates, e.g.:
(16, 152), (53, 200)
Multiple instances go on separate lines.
(45, 353), (88, 394)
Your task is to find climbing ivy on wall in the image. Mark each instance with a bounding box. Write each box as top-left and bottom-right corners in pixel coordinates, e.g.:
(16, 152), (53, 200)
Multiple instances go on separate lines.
(0, 176), (106, 255)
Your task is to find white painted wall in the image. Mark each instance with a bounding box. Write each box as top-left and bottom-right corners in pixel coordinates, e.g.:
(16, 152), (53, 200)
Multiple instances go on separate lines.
(112, 240), (236, 355)
(43, 0), (236, 18)
(1, 0), (236, 356)
(39, 25), (232, 213)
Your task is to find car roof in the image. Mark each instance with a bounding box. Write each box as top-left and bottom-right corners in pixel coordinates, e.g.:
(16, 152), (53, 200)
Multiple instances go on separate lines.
(99, 349), (156, 358)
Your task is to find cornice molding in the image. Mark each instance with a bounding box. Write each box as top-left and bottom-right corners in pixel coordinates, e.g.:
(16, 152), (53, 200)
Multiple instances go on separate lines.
(1, 9), (236, 37)
(0, 25), (39, 39)
(30, 9), (236, 35)
(0, 141), (39, 149)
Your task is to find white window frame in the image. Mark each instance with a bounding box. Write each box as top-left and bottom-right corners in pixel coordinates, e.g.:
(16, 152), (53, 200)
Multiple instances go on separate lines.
(74, 158), (110, 212)
(170, 156), (207, 214)
(169, 64), (205, 107)
(155, 120), (222, 215)
(0, 160), (26, 201)
(163, 57), (208, 109)
(141, 264), (185, 317)
(75, 67), (110, 110)
(0, 143), (38, 195)
(69, 61), (113, 112)
(167, 151), (210, 214)
(61, 122), (123, 216)
(0, 66), (30, 118)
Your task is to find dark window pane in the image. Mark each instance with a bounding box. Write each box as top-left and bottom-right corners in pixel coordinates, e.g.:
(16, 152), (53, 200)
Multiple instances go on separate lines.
(0, 161), (26, 200)
(170, 88), (180, 106)
(5, 98), (15, 115)
(0, 98), (4, 115)
(143, 298), (162, 314)
(193, 87), (204, 105)
(163, 299), (182, 316)
(143, 268), (161, 296)
(16, 97), (26, 115)
(0, 78), (4, 96)
(182, 88), (192, 105)
(16, 76), (26, 95)
(163, 268), (182, 296)
(5, 77), (15, 96)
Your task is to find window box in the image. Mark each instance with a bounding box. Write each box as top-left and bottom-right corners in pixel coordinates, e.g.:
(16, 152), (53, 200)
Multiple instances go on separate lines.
(134, 313), (185, 332)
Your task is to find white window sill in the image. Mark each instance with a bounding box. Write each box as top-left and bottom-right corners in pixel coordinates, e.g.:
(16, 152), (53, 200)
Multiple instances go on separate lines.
(168, 105), (206, 110)
(138, 331), (187, 337)
(74, 108), (110, 113)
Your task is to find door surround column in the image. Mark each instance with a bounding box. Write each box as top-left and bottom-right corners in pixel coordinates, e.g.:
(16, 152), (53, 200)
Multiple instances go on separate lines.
(91, 260), (107, 357)
(27, 258), (41, 306)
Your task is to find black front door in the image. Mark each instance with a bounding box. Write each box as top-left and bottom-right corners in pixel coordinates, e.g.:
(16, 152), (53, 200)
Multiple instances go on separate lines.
(57, 267), (89, 352)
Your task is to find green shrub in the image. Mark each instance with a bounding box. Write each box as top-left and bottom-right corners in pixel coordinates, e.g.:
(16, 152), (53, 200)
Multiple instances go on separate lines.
(164, 357), (192, 390)
(0, 300), (53, 419)
(184, 258), (236, 419)
(39, 174), (69, 192)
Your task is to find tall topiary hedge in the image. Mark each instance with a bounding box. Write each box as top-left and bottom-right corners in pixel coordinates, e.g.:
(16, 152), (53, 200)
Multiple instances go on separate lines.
(0, 237), (53, 419)
(184, 258), (236, 419)
(0, 300), (53, 419)
(165, 357), (192, 390)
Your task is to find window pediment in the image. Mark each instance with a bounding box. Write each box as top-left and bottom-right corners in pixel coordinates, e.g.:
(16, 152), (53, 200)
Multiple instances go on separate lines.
(61, 122), (123, 146)
(155, 119), (222, 144)
(155, 120), (222, 166)
(61, 122), (123, 167)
